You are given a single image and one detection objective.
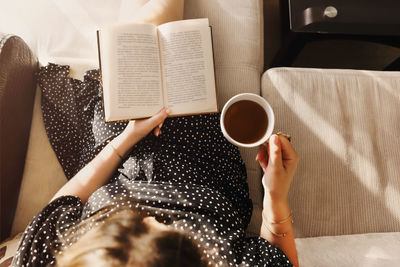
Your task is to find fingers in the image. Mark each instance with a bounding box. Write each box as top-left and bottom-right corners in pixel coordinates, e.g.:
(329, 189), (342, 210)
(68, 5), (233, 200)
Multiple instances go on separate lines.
(148, 107), (170, 128)
(278, 134), (298, 162)
(256, 144), (268, 171)
(256, 133), (299, 170)
(268, 134), (283, 167)
(151, 108), (170, 136)
(277, 134), (299, 173)
(153, 127), (162, 136)
(153, 108), (170, 136)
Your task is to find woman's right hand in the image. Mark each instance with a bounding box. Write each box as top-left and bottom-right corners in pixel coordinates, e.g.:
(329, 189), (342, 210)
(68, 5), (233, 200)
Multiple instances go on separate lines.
(256, 134), (299, 219)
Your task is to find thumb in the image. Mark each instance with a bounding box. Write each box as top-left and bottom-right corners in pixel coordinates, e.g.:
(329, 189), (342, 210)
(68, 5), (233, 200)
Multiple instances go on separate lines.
(147, 107), (170, 128)
(268, 134), (283, 167)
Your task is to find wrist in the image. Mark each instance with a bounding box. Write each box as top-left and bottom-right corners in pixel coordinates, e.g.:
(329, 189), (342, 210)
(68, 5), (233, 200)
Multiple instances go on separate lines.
(262, 185), (289, 203)
(120, 128), (140, 147)
(262, 197), (291, 223)
(109, 131), (135, 159)
(108, 142), (123, 160)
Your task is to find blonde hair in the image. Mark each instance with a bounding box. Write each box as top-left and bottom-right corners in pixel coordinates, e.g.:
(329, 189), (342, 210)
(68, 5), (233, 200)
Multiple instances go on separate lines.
(55, 207), (210, 267)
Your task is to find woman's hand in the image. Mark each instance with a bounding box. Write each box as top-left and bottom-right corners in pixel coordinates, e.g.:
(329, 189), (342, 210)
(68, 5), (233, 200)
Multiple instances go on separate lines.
(256, 134), (300, 267)
(122, 107), (170, 146)
(256, 134), (298, 219)
(110, 108), (170, 159)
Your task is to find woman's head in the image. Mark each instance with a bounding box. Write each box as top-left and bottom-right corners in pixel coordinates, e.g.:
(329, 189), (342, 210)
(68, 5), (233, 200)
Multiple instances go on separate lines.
(55, 207), (209, 267)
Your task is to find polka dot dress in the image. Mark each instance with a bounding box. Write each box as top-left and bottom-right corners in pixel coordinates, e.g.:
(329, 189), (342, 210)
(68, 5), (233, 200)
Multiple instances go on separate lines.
(12, 64), (293, 266)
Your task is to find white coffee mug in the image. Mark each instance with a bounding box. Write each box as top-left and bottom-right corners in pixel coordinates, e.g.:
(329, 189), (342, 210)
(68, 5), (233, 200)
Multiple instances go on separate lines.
(220, 93), (275, 148)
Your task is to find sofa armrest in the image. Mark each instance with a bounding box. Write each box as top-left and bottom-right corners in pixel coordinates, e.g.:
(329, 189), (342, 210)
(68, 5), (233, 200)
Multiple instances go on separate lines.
(0, 34), (38, 242)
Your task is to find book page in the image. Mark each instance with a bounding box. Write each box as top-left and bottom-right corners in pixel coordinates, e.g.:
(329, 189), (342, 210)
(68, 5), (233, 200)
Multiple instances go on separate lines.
(100, 23), (164, 121)
(157, 19), (217, 115)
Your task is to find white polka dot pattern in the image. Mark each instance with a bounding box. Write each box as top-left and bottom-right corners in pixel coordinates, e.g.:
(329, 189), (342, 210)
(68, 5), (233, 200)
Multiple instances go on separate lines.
(11, 64), (293, 266)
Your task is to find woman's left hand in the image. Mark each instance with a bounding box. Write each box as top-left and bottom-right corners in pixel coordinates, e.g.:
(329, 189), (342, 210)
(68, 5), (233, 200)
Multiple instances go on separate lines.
(123, 107), (170, 144)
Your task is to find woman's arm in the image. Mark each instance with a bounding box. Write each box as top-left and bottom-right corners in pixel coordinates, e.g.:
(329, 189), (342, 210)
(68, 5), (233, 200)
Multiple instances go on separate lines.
(51, 108), (170, 204)
(256, 134), (299, 267)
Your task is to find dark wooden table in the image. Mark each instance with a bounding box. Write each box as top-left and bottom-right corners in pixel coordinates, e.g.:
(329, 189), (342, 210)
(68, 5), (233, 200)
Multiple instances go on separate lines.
(271, 0), (400, 69)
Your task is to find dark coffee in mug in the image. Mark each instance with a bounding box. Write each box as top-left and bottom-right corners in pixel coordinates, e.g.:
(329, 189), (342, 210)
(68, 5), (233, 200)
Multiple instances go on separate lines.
(223, 100), (268, 144)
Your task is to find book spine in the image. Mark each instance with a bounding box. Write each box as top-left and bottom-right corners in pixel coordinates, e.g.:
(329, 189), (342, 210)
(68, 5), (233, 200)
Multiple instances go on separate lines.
(97, 30), (108, 122)
(209, 26), (219, 112)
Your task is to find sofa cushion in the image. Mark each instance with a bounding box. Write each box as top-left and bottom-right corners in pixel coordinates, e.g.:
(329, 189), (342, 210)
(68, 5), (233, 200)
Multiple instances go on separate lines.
(262, 67), (400, 238)
(10, 87), (67, 236)
(0, 0), (182, 71)
(296, 232), (400, 267)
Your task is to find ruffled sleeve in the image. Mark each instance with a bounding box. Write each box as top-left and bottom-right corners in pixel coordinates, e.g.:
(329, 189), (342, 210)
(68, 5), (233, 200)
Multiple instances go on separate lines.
(12, 196), (83, 267)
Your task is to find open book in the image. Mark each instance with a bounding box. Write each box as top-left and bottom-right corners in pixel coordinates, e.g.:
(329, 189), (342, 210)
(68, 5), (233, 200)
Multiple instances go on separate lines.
(97, 18), (218, 122)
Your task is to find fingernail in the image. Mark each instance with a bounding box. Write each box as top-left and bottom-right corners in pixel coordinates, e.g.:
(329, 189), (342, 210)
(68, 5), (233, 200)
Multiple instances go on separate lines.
(277, 132), (292, 142)
(159, 123), (163, 129)
(166, 108), (171, 114)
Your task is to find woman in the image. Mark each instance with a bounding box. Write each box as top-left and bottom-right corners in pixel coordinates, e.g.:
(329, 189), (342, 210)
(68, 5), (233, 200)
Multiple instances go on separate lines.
(12, 65), (299, 266)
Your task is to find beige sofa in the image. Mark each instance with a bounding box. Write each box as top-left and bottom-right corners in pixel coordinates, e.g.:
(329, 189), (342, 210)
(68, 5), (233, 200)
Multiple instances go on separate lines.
(1, 1), (400, 266)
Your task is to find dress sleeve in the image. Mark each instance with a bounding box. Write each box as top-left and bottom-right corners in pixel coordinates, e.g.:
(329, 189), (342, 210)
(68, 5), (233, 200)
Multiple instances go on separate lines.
(235, 237), (294, 266)
(12, 196), (83, 267)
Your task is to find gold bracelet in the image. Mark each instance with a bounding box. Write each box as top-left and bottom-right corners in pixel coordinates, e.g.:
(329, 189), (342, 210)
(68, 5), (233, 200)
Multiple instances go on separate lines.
(262, 211), (293, 224)
(263, 221), (288, 238)
(262, 212), (293, 238)
(270, 213), (293, 224)
(109, 142), (123, 160)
